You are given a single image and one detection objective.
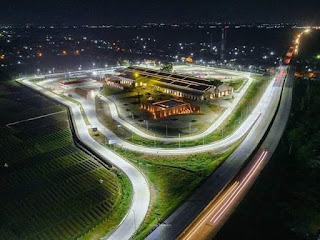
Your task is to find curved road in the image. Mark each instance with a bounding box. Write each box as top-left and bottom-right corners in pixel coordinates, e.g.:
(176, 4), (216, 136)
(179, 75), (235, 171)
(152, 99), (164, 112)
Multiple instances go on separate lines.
(72, 74), (277, 155)
(177, 66), (294, 240)
(96, 74), (253, 142)
(18, 77), (150, 240)
(17, 66), (284, 240)
(145, 66), (288, 239)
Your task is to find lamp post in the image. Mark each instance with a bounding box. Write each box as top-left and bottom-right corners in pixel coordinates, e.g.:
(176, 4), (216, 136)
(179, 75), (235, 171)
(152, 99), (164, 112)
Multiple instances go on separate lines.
(166, 124), (168, 137)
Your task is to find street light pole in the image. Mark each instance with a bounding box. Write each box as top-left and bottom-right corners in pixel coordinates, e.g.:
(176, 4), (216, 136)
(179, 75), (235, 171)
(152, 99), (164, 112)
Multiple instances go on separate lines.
(166, 124), (168, 137)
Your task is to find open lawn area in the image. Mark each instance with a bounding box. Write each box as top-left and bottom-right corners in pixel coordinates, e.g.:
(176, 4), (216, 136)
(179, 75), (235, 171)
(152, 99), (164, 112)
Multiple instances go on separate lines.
(101, 79), (226, 137)
(89, 129), (240, 240)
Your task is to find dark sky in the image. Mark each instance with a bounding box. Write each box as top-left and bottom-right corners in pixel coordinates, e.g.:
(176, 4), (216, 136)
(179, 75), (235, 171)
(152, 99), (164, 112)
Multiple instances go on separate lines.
(0, 0), (319, 24)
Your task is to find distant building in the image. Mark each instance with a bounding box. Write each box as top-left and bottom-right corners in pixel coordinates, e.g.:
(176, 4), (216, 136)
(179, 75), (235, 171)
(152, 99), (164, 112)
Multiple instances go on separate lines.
(74, 87), (96, 99)
(295, 71), (320, 80)
(119, 66), (233, 100)
(141, 99), (200, 119)
(104, 75), (135, 90)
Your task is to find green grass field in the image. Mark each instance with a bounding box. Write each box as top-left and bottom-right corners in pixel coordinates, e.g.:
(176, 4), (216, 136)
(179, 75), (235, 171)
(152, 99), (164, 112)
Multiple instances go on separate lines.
(117, 146), (239, 240)
(0, 80), (131, 240)
(89, 129), (240, 240)
(228, 78), (247, 91)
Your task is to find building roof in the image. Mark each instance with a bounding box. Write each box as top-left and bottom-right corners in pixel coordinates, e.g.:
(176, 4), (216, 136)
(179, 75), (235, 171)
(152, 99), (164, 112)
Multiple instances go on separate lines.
(153, 99), (188, 109)
(122, 66), (225, 96)
(217, 84), (233, 92)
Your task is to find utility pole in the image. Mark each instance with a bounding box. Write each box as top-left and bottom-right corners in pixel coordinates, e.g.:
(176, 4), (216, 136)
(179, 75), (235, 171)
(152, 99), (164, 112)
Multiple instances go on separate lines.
(166, 124), (168, 137)
(220, 26), (227, 62)
(210, 32), (213, 54)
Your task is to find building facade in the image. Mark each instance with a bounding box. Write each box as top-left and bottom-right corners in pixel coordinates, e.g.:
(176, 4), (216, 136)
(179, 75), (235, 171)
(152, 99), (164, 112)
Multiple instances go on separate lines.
(141, 99), (200, 119)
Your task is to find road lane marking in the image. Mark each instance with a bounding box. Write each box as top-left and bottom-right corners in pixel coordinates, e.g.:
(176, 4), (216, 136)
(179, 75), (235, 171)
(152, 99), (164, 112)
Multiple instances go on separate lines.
(210, 151), (268, 223)
(6, 110), (66, 127)
(181, 181), (239, 240)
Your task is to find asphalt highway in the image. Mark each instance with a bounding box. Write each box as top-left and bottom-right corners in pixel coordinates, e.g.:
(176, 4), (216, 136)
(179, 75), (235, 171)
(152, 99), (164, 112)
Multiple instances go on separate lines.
(177, 66), (294, 240)
(145, 66), (289, 239)
(17, 66), (286, 240)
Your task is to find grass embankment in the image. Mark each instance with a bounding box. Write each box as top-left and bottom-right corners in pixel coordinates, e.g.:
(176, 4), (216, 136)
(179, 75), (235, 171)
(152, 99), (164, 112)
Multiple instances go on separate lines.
(0, 80), (131, 239)
(98, 74), (271, 148)
(228, 78), (247, 91)
(57, 93), (91, 125)
(121, 144), (239, 240)
(89, 129), (240, 240)
(216, 79), (320, 240)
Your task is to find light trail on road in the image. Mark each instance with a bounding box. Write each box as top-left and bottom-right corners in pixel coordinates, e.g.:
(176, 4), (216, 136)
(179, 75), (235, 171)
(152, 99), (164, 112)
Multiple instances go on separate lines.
(18, 65), (286, 240)
(182, 181), (239, 240)
(210, 150), (268, 223)
(180, 150), (268, 240)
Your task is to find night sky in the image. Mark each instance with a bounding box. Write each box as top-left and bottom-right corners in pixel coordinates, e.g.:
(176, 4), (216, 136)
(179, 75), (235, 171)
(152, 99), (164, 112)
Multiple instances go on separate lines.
(0, 0), (319, 24)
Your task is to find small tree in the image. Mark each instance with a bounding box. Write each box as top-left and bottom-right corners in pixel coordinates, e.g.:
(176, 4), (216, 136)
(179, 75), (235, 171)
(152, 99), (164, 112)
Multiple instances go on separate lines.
(122, 60), (131, 67)
(160, 62), (173, 73)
